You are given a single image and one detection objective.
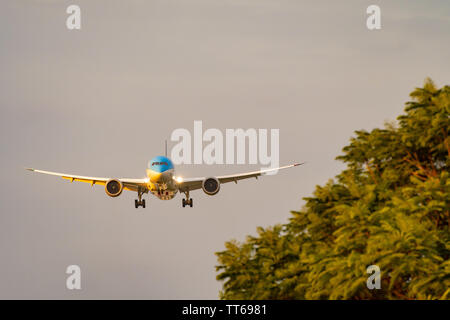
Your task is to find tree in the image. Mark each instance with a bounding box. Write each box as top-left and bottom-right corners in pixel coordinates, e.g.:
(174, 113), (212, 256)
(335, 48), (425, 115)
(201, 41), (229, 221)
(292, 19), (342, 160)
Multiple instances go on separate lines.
(216, 79), (450, 300)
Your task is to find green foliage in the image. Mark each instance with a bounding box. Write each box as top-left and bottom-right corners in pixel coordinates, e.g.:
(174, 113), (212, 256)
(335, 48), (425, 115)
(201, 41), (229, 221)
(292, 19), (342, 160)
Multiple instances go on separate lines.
(216, 79), (450, 300)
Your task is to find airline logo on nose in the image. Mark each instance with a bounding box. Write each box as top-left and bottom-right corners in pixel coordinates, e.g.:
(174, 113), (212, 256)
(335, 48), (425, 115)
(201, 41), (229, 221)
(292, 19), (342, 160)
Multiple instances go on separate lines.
(148, 156), (174, 173)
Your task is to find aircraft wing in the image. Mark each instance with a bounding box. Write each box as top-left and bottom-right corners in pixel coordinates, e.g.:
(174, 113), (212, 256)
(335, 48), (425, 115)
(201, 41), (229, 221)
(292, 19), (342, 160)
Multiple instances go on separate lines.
(177, 162), (304, 192)
(25, 168), (148, 192)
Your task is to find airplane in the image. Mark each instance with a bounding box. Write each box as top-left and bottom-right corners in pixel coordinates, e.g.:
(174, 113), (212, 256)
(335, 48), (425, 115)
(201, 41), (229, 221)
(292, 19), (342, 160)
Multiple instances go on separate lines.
(25, 156), (303, 208)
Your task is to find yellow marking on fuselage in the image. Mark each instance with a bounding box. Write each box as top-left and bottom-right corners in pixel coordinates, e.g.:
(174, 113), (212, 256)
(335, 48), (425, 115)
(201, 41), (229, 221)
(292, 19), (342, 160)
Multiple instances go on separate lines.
(146, 169), (163, 183)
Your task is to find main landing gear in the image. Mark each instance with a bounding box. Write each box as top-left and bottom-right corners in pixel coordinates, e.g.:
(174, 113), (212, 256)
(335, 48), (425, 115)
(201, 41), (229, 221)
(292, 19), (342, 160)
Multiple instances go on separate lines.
(135, 188), (146, 208)
(182, 191), (193, 208)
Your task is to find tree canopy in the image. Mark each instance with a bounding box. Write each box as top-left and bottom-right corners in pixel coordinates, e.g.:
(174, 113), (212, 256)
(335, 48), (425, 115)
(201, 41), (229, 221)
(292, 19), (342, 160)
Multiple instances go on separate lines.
(215, 79), (450, 300)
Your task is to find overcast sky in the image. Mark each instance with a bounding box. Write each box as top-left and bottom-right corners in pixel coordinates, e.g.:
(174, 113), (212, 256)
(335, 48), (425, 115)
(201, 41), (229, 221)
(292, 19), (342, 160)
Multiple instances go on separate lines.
(1, 0), (449, 299)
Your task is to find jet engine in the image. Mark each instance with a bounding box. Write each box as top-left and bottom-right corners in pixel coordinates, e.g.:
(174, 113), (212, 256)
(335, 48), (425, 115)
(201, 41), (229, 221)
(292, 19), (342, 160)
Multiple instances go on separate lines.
(202, 177), (220, 195)
(105, 179), (123, 197)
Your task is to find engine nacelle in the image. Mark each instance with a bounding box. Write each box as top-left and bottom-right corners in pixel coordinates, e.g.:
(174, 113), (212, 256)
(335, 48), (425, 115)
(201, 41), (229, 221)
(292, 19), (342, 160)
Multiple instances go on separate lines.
(105, 179), (123, 197)
(202, 177), (220, 196)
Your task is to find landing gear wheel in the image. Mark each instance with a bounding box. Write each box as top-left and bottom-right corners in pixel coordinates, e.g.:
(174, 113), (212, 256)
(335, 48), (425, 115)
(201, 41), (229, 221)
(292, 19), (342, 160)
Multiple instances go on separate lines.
(135, 199), (145, 208)
(182, 198), (193, 208)
(135, 188), (146, 208)
(182, 191), (193, 208)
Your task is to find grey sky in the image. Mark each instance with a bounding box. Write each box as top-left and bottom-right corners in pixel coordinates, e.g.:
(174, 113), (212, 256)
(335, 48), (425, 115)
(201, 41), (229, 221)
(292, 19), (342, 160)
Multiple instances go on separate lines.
(1, 0), (449, 299)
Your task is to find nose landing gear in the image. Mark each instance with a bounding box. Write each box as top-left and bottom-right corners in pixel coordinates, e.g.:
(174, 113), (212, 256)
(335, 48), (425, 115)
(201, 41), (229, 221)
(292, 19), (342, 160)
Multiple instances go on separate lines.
(135, 188), (146, 208)
(135, 199), (146, 208)
(182, 191), (193, 208)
